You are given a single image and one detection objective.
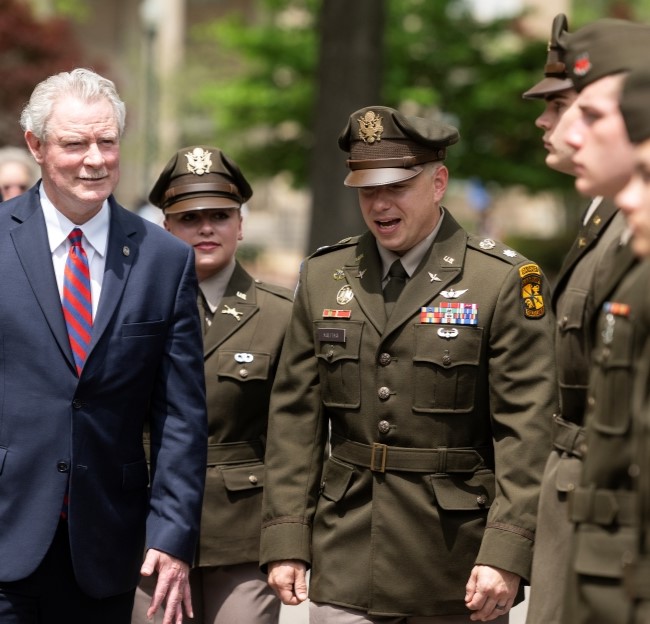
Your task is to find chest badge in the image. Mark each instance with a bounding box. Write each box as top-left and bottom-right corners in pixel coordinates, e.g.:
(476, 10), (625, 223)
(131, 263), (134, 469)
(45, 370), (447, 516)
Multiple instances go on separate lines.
(440, 288), (468, 299)
(336, 285), (354, 305)
(428, 272), (441, 282)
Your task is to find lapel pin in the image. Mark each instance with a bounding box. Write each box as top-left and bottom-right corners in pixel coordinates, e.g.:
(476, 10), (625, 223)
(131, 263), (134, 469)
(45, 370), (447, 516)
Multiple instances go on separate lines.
(333, 269), (345, 280)
(443, 256), (454, 264)
(122, 246), (130, 256)
(222, 305), (243, 321)
(236, 291), (247, 300)
(336, 285), (354, 305)
(428, 272), (441, 282)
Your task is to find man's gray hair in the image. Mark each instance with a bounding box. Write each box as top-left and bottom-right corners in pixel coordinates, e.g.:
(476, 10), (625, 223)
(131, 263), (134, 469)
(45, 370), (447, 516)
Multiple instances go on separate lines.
(20, 68), (126, 141)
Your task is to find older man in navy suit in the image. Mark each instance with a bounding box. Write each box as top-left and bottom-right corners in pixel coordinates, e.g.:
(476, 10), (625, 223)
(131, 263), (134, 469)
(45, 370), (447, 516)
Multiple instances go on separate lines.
(0, 68), (207, 624)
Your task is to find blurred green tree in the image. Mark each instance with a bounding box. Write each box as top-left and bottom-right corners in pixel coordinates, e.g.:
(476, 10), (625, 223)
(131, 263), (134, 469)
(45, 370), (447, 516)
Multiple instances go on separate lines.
(0, 0), (88, 145)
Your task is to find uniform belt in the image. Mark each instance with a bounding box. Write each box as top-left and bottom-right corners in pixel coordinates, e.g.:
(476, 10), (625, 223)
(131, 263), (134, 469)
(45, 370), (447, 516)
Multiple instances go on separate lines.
(623, 557), (650, 600)
(568, 486), (636, 526)
(207, 440), (264, 464)
(552, 414), (586, 459)
(330, 435), (491, 474)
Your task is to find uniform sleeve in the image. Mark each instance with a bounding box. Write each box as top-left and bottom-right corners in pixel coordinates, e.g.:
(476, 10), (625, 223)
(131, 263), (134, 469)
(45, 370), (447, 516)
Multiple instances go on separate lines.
(146, 248), (208, 564)
(475, 262), (557, 580)
(260, 260), (328, 568)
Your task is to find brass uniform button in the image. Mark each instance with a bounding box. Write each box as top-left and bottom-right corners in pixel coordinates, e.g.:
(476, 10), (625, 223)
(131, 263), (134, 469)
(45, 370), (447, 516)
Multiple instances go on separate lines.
(442, 354), (452, 367)
(377, 420), (391, 434)
(378, 387), (391, 400)
(239, 368), (249, 378)
(476, 494), (488, 506)
(378, 353), (392, 366)
(248, 474), (258, 485)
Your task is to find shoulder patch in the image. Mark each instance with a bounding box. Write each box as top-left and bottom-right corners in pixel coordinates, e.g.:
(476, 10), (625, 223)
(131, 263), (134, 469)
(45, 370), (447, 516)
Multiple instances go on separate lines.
(519, 263), (545, 319)
(467, 236), (529, 266)
(255, 281), (294, 302)
(309, 235), (360, 259)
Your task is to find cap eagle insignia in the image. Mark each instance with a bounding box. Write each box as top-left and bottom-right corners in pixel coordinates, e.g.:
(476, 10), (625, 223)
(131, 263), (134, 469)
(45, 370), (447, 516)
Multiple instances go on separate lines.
(185, 147), (213, 175)
(358, 111), (384, 144)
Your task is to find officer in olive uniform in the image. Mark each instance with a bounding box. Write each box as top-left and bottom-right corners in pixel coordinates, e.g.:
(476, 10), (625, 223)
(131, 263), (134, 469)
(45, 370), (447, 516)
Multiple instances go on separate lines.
(522, 16), (629, 624)
(132, 146), (292, 624)
(615, 67), (650, 624)
(557, 22), (650, 624)
(260, 107), (556, 623)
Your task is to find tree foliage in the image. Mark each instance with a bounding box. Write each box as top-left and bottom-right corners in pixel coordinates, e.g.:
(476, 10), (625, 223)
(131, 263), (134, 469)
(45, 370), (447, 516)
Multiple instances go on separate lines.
(0, 0), (87, 146)
(184, 0), (573, 193)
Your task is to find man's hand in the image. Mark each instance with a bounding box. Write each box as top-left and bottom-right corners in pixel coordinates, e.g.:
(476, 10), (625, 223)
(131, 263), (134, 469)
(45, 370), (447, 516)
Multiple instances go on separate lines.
(465, 564), (520, 621)
(140, 549), (192, 624)
(267, 560), (309, 605)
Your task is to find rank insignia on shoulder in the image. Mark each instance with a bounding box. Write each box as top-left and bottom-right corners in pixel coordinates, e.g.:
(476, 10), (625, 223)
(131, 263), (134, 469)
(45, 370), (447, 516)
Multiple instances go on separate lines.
(519, 264), (545, 319)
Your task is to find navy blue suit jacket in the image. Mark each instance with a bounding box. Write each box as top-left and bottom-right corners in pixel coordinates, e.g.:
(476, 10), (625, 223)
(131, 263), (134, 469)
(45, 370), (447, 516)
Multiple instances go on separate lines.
(0, 186), (207, 598)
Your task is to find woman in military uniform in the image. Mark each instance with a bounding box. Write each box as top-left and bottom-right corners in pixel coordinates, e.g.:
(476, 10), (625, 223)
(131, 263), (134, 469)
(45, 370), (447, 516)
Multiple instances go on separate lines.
(132, 145), (293, 624)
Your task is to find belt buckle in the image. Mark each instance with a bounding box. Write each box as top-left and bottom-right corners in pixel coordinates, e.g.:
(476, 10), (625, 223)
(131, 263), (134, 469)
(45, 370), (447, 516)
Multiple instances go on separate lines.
(370, 443), (387, 473)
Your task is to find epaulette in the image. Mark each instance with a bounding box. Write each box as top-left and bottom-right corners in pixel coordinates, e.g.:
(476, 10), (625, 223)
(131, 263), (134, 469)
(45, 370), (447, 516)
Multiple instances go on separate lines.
(309, 235), (360, 259)
(254, 280), (294, 302)
(467, 235), (530, 266)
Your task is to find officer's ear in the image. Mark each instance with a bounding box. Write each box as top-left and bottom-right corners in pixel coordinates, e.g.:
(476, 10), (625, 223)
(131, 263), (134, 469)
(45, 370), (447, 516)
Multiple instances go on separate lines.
(432, 164), (449, 200)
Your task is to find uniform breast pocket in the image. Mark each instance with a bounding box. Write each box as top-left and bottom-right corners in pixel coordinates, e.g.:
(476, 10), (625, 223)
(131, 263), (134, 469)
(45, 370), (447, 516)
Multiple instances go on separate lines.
(216, 351), (271, 382)
(412, 325), (483, 413)
(591, 314), (635, 435)
(314, 320), (363, 409)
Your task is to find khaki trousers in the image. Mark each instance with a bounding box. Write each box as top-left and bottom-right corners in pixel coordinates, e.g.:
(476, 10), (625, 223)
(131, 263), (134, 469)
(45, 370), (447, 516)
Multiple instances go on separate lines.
(309, 602), (509, 623)
(131, 561), (280, 624)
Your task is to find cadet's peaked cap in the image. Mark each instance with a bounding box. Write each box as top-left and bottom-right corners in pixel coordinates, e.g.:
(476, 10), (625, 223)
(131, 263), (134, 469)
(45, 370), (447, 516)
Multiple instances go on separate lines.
(523, 13), (573, 99)
(620, 68), (650, 144)
(338, 106), (459, 187)
(149, 145), (252, 214)
(565, 19), (650, 92)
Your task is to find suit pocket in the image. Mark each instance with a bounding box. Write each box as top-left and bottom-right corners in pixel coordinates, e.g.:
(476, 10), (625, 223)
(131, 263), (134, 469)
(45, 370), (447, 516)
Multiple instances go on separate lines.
(320, 456), (355, 503)
(412, 325), (483, 413)
(428, 471), (494, 511)
(314, 320), (363, 409)
(216, 351), (271, 382)
(122, 458), (150, 491)
(121, 320), (166, 337)
(573, 524), (636, 578)
(220, 463), (264, 492)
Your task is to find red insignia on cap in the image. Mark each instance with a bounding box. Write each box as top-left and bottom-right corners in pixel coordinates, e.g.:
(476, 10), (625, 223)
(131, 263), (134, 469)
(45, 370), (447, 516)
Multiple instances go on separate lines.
(574, 53), (591, 77)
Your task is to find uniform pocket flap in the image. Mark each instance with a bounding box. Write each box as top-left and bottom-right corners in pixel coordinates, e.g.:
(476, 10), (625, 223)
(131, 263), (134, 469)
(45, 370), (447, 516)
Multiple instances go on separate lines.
(560, 289), (588, 331)
(555, 456), (582, 493)
(122, 458), (150, 491)
(221, 463), (264, 491)
(413, 325), (483, 367)
(216, 351), (271, 382)
(573, 526), (636, 578)
(429, 472), (495, 511)
(314, 320), (363, 364)
(321, 457), (355, 503)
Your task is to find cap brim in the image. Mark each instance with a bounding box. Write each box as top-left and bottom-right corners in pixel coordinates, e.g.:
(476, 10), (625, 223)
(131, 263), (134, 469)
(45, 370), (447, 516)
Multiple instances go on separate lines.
(522, 77), (574, 99)
(344, 166), (423, 188)
(163, 195), (241, 214)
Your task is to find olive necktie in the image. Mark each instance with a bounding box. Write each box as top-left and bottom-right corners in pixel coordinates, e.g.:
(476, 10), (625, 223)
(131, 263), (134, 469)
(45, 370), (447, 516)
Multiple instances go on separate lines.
(383, 259), (409, 316)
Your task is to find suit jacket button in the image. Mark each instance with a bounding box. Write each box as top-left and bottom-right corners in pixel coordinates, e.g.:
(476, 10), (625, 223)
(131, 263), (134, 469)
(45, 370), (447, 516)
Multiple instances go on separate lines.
(72, 399), (83, 409)
(377, 420), (391, 434)
(378, 386), (391, 400)
(378, 353), (392, 366)
(476, 494), (488, 506)
(57, 461), (70, 473)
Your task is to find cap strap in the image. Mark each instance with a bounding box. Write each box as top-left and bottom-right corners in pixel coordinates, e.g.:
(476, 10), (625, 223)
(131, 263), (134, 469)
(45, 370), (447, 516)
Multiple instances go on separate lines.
(163, 182), (242, 206)
(347, 152), (445, 171)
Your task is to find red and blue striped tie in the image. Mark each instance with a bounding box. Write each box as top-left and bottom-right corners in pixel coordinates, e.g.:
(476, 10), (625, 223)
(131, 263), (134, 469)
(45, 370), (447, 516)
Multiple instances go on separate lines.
(63, 228), (93, 376)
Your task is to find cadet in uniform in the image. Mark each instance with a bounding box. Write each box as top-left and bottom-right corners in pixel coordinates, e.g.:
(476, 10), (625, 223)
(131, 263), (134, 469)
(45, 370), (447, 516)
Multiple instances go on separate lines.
(557, 21), (650, 624)
(132, 146), (292, 624)
(522, 15), (629, 624)
(260, 106), (556, 623)
(609, 68), (650, 624)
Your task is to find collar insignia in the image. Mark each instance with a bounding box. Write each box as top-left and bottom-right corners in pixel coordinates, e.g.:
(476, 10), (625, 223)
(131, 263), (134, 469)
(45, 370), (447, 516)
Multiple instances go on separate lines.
(222, 304), (243, 321)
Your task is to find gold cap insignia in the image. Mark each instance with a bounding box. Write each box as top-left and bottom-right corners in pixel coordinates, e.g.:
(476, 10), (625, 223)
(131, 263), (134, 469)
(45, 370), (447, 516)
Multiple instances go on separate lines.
(185, 147), (213, 175)
(358, 111), (383, 144)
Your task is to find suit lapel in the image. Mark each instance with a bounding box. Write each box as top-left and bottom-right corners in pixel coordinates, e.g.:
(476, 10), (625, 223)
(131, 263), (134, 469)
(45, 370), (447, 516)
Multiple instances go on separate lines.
(553, 199), (618, 308)
(90, 200), (137, 355)
(10, 198), (75, 371)
(384, 212), (464, 335)
(203, 263), (257, 357)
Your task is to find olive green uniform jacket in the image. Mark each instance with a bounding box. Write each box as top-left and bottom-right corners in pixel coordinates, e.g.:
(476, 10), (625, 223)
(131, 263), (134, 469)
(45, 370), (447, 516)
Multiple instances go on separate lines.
(197, 261), (293, 567)
(260, 211), (557, 617)
(562, 245), (647, 624)
(527, 201), (626, 624)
